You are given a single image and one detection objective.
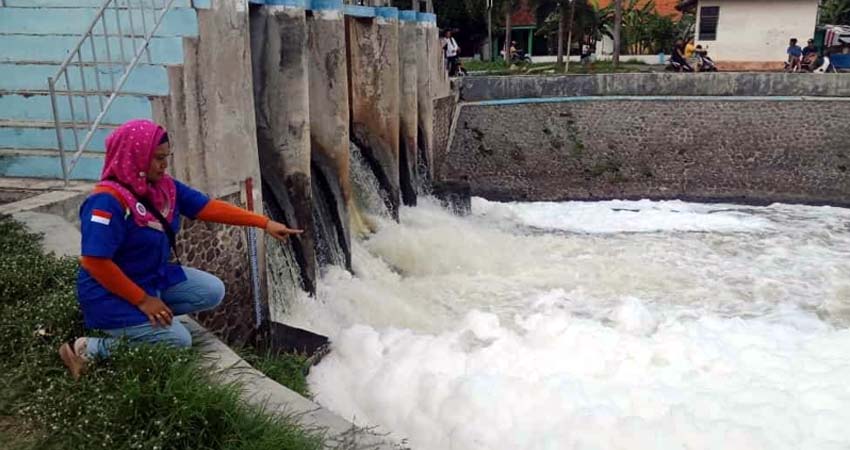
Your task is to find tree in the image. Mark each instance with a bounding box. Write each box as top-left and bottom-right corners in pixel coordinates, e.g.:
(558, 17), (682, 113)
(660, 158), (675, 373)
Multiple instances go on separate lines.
(558, 2), (566, 64)
(501, 0), (517, 61)
(612, 0), (622, 66)
(533, 0), (597, 63)
(820, 0), (850, 25)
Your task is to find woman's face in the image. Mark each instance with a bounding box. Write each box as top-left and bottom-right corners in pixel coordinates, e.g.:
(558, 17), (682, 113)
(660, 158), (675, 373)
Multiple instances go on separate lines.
(147, 142), (170, 183)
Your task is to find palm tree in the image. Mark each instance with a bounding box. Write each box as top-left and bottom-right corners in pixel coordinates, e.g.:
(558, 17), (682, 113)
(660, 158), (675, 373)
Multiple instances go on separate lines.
(612, 0), (622, 67)
(486, 0), (519, 62)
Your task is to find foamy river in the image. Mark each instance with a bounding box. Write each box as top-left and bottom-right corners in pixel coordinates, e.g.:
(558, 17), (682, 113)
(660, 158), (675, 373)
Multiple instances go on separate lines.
(283, 198), (850, 450)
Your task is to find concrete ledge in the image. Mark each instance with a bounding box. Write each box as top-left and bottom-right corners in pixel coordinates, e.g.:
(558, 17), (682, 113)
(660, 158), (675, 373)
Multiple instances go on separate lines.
(398, 10), (417, 21)
(375, 6), (397, 19)
(309, 0), (342, 10)
(183, 318), (399, 450)
(261, 0), (308, 7)
(343, 4), (375, 18)
(458, 73), (850, 102)
(0, 180), (92, 226)
(470, 95), (850, 106)
(416, 12), (435, 23)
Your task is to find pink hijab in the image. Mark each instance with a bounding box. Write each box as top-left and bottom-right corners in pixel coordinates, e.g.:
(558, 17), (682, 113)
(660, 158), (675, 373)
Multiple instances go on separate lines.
(98, 119), (176, 227)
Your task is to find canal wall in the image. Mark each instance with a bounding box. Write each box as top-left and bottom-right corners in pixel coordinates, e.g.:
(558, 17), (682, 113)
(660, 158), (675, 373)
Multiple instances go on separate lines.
(439, 95), (850, 206)
(459, 73), (850, 102)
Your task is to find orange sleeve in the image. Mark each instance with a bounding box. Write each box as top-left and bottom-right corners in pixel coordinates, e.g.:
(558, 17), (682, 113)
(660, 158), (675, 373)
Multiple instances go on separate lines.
(195, 199), (270, 229)
(80, 256), (146, 305)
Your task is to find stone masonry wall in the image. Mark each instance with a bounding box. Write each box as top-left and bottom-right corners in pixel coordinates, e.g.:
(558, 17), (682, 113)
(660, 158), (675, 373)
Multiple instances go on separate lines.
(176, 192), (256, 346)
(433, 93), (458, 179)
(459, 73), (850, 102)
(440, 99), (850, 205)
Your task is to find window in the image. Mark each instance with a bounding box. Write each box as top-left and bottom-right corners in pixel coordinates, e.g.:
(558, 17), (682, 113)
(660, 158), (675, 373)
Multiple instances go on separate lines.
(699, 6), (720, 41)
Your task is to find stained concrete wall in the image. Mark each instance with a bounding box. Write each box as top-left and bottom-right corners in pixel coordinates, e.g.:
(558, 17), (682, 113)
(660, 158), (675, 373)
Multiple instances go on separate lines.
(441, 98), (850, 206)
(398, 11), (419, 206)
(250, 4), (318, 293)
(346, 8), (401, 218)
(307, 2), (352, 269)
(152, 0), (266, 343)
(458, 73), (850, 102)
(415, 14), (436, 179)
(154, 1), (260, 199)
(432, 92), (458, 181)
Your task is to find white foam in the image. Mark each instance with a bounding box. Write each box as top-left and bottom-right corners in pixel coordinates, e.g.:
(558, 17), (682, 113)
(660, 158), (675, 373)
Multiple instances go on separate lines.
(472, 198), (777, 234)
(292, 199), (850, 450)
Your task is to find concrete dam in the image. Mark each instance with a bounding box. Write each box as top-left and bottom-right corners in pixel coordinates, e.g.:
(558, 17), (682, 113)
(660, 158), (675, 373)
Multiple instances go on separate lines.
(4, 2), (850, 448)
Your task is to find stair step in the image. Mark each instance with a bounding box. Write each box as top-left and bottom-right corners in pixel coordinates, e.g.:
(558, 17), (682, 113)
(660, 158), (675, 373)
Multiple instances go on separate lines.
(3, 0), (193, 7)
(0, 7), (198, 37)
(1, 63), (169, 96)
(0, 125), (113, 151)
(0, 35), (184, 65)
(0, 151), (103, 180)
(0, 93), (153, 125)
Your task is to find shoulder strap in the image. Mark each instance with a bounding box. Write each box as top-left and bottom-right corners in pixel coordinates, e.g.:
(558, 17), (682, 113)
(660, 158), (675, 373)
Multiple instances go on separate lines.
(110, 182), (181, 262)
(136, 195), (178, 254)
(92, 186), (129, 211)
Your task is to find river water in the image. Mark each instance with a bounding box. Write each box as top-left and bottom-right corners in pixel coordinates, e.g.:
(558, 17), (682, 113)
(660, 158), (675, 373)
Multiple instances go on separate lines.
(283, 198), (850, 450)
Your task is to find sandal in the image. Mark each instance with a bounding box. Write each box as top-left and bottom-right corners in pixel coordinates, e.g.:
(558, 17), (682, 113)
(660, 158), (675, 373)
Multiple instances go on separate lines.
(59, 338), (88, 380)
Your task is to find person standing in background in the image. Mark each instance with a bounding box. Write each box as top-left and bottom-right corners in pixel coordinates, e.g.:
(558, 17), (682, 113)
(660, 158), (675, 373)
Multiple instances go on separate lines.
(443, 29), (460, 76)
(684, 39), (697, 71)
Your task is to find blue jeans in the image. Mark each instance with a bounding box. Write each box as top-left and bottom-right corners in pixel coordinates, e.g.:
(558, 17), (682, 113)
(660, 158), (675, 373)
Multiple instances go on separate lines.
(86, 267), (225, 359)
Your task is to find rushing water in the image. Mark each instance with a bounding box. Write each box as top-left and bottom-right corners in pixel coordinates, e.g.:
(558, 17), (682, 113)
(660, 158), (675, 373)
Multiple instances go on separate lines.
(282, 198), (850, 450)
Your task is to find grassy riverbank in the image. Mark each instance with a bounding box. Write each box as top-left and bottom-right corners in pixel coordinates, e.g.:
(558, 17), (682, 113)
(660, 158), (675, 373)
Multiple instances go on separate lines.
(0, 216), (323, 450)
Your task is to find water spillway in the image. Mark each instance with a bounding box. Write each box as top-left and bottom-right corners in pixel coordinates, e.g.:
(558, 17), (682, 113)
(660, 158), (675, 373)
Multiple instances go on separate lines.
(286, 196), (850, 450)
(249, 1), (447, 300)
(244, 3), (850, 448)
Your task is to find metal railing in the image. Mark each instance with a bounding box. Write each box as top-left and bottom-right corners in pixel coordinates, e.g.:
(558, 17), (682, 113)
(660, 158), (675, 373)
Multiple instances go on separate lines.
(48, 0), (178, 183)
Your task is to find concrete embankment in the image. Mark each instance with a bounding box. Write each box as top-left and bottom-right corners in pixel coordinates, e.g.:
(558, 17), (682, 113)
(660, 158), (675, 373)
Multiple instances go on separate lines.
(438, 74), (850, 206)
(459, 73), (850, 102)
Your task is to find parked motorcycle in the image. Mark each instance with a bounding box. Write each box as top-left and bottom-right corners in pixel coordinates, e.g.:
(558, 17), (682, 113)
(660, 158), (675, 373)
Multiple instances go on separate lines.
(696, 52), (718, 72)
(511, 49), (533, 64)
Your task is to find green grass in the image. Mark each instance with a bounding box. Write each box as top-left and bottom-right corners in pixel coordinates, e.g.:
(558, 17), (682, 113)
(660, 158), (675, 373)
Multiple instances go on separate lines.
(0, 216), (324, 450)
(239, 349), (312, 398)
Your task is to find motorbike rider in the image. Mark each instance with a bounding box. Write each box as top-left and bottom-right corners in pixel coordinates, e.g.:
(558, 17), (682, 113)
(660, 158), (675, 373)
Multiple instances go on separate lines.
(671, 39), (693, 72)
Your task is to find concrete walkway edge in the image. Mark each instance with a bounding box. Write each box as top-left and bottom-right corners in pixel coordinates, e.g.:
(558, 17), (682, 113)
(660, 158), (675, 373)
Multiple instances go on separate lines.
(183, 318), (401, 450)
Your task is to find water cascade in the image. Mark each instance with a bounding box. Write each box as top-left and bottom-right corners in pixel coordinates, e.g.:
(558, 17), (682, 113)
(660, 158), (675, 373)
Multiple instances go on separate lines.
(292, 198), (850, 450)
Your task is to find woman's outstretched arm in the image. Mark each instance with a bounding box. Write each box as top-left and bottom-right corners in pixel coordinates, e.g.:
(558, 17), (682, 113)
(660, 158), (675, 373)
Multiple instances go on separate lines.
(196, 199), (269, 228)
(195, 200), (302, 241)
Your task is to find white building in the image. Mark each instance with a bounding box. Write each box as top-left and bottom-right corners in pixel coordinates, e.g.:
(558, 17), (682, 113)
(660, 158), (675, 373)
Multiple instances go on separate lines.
(682, 0), (820, 70)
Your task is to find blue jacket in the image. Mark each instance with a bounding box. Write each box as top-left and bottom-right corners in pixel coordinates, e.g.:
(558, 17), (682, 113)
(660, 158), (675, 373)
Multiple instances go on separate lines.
(77, 180), (209, 329)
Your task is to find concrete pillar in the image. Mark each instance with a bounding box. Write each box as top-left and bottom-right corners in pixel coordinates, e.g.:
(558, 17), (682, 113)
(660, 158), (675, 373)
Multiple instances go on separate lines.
(307, 0), (352, 269)
(415, 12), (436, 181)
(398, 10), (419, 206)
(347, 7), (401, 218)
(153, 0), (265, 344)
(249, 3), (318, 293)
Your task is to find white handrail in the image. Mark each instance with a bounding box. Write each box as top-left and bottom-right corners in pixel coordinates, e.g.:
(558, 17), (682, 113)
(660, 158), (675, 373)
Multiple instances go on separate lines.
(48, 0), (178, 183)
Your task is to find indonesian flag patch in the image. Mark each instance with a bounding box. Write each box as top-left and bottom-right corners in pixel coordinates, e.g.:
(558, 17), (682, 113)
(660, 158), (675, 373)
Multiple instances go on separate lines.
(90, 209), (112, 226)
